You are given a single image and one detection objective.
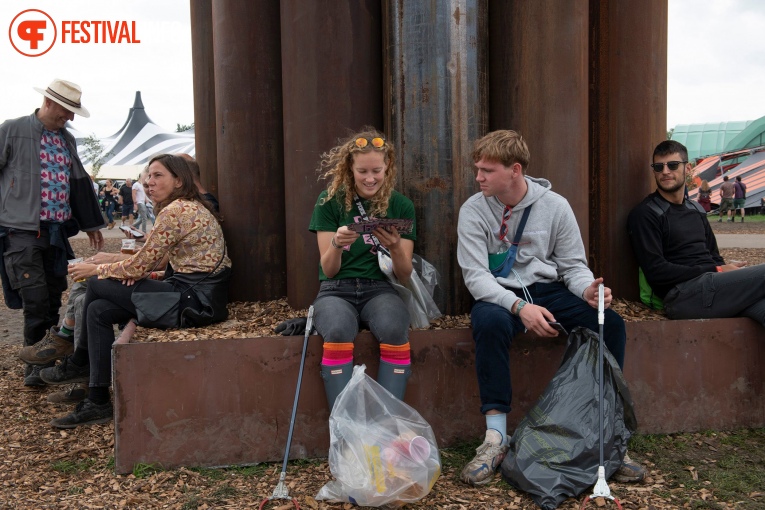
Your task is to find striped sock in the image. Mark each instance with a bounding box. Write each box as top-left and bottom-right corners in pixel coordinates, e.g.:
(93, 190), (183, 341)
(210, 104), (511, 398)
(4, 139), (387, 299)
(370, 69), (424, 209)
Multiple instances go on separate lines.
(322, 342), (354, 366)
(380, 342), (411, 365)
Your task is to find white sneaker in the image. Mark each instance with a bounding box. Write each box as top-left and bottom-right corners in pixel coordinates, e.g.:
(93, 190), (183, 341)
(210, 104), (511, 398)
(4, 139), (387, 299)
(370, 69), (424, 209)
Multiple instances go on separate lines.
(459, 429), (509, 486)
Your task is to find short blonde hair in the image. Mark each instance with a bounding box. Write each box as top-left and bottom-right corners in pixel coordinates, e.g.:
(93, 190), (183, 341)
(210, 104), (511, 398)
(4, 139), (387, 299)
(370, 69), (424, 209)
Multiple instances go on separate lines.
(471, 130), (530, 170)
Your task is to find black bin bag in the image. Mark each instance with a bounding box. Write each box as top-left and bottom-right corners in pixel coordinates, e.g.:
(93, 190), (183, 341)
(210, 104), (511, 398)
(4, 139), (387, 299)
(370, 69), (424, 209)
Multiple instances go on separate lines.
(500, 327), (637, 510)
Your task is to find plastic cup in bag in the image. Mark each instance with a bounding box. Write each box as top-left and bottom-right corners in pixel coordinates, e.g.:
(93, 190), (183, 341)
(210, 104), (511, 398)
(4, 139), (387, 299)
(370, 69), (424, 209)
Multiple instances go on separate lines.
(121, 239), (136, 254)
(408, 436), (431, 463)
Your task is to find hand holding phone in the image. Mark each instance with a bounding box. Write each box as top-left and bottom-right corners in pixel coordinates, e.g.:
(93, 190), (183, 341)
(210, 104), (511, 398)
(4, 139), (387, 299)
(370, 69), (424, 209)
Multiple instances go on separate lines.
(547, 321), (568, 336)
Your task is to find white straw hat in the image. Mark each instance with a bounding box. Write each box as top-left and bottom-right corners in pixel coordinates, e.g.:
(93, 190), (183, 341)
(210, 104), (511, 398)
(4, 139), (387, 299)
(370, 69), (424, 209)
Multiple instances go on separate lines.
(34, 78), (90, 118)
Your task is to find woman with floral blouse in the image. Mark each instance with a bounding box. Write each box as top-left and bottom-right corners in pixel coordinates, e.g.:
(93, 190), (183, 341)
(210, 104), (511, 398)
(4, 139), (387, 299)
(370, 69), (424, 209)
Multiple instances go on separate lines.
(45, 154), (231, 429)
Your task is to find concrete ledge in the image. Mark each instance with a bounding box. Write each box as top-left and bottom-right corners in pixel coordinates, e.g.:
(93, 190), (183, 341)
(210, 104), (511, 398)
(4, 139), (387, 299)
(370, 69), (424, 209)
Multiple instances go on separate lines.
(113, 317), (765, 473)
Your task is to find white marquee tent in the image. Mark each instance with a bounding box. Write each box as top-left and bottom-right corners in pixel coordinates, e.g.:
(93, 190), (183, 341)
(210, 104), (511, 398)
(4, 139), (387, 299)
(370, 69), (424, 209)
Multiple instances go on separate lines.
(69, 91), (195, 181)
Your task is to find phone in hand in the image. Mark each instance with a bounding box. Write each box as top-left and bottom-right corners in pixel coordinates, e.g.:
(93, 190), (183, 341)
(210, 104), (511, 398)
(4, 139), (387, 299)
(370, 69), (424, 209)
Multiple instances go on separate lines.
(547, 321), (568, 336)
(120, 225), (145, 238)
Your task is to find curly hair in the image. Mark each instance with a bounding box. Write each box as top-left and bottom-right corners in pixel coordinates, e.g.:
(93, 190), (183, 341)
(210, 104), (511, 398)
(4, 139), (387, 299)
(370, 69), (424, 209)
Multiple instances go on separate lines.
(318, 126), (397, 217)
(147, 154), (221, 221)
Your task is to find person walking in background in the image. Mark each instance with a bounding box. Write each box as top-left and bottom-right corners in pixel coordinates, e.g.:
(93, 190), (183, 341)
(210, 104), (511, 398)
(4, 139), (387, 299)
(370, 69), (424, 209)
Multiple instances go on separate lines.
(118, 178), (134, 227)
(732, 175), (747, 222)
(0, 78), (104, 386)
(696, 180), (712, 213)
(102, 179), (119, 229)
(718, 175), (735, 222)
(132, 170), (151, 233)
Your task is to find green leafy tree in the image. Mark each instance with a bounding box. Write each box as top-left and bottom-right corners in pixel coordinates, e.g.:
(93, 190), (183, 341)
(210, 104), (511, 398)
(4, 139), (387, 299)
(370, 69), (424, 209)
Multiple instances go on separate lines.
(81, 134), (112, 180)
(176, 123), (194, 132)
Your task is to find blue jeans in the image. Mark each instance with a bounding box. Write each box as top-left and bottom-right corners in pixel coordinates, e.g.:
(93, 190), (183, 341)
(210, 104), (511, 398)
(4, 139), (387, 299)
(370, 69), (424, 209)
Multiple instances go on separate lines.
(664, 264), (765, 326)
(471, 282), (626, 415)
(105, 201), (115, 223)
(133, 203), (151, 233)
(312, 278), (409, 346)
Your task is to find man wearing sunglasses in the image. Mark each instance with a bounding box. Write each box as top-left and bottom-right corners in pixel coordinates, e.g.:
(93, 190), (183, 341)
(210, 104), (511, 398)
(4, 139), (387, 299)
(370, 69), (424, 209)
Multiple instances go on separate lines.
(628, 140), (765, 327)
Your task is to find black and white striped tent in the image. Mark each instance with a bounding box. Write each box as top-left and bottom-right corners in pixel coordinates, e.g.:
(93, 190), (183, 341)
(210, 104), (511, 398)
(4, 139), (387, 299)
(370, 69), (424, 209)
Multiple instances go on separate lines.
(70, 91), (195, 180)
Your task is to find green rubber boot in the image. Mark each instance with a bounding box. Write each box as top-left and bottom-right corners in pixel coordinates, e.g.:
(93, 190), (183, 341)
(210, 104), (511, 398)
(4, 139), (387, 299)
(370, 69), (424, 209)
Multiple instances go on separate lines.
(377, 360), (412, 401)
(321, 362), (353, 412)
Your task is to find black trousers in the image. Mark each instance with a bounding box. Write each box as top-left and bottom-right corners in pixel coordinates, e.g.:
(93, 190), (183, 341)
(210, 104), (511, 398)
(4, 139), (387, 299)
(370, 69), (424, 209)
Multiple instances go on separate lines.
(2, 230), (67, 346)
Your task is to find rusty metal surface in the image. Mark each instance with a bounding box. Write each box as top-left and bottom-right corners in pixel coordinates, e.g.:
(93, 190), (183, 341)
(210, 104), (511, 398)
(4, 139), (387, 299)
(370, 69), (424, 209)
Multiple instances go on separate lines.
(211, 1), (286, 301)
(189, 0), (218, 196)
(588, 0), (668, 299)
(114, 318), (764, 473)
(488, 0), (590, 244)
(384, 0), (489, 315)
(280, 0), (384, 309)
(624, 318), (765, 432)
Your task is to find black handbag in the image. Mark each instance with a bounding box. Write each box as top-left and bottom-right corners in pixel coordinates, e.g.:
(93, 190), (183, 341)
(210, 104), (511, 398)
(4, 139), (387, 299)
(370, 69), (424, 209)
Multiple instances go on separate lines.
(130, 247), (226, 329)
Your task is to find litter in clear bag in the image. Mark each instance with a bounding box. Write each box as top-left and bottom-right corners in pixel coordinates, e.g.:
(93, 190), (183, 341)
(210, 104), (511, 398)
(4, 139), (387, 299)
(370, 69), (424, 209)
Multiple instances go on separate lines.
(388, 254), (442, 329)
(316, 365), (441, 508)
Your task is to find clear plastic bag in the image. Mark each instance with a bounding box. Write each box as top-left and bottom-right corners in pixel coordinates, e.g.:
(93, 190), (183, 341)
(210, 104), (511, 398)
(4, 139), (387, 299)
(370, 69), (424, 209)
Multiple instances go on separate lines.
(385, 254), (442, 329)
(316, 365), (441, 508)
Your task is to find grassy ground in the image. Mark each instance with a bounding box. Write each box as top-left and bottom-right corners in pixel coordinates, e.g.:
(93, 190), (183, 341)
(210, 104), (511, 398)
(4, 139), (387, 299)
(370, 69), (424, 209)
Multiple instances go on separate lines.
(440, 430), (765, 509)
(711, 212), (765, 222)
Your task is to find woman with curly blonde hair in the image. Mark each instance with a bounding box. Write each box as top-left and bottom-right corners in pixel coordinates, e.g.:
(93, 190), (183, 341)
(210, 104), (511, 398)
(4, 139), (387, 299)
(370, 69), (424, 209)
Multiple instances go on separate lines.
(309, 127), (417, 409)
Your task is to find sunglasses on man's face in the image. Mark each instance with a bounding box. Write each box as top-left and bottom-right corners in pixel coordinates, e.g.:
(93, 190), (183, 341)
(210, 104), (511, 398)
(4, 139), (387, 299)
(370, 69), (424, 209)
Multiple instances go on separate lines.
(650, 161), (687, 172)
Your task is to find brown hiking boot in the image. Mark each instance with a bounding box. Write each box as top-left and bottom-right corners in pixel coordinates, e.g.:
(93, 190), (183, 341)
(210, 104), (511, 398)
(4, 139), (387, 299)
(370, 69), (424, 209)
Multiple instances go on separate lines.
(48, 383), (88, 404)
(19, 328), (74, 365)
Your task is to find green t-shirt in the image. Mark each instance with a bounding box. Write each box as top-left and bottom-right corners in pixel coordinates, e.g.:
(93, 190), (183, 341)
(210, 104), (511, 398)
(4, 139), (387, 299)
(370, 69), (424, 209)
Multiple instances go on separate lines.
(309, 190), (417, 281)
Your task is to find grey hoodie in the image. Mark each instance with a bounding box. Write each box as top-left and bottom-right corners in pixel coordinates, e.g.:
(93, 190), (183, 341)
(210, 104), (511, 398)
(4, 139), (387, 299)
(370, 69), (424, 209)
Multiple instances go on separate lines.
(457, 176), (594, 312)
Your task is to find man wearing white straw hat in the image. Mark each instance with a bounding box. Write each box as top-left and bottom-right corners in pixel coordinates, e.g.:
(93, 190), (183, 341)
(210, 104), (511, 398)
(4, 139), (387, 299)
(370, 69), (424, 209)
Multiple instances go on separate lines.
(0, 79), (105, 387)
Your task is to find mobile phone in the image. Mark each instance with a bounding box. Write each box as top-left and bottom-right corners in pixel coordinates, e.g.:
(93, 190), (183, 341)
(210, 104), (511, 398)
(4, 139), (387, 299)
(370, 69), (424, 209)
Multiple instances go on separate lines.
(120, 225), (145, 238)
(547, 321), (568, 336)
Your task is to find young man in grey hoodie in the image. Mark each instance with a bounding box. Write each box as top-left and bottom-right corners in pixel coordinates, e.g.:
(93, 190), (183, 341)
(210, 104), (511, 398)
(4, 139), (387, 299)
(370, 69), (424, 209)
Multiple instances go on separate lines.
(456, 130), (644, 486)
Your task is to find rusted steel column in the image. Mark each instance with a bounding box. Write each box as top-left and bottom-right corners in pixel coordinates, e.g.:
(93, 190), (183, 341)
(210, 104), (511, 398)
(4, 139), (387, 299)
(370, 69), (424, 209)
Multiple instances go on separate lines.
(488, 1), (590, 245)
(212, 1), (286, 301)
(384, 0), (488, 315)
(281, 1), (384, 309)
(189, 0), (218, 196)
(589, 0), (667, 300)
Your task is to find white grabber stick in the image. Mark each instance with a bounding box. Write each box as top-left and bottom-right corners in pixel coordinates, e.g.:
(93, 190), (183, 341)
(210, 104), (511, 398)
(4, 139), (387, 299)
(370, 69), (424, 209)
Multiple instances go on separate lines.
(581, 283), (622, 509)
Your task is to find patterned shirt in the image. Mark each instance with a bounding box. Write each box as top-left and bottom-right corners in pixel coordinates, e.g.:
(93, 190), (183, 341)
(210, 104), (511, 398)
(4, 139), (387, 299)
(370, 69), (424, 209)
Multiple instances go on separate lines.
(98, 199), (231, 280)
(39, 129), (72, 222)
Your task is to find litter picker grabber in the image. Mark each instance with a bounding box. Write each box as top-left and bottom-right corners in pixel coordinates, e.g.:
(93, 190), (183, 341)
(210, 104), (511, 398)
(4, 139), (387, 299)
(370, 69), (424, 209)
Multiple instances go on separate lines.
(580, 284), (623, 510)
(259, 305), (315, 510)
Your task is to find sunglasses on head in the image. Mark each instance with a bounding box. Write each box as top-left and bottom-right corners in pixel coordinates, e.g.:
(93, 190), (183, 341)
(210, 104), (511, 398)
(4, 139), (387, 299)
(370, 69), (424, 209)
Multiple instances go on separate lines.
(650, 161), (687, 172)
(354, 137), (386, 149)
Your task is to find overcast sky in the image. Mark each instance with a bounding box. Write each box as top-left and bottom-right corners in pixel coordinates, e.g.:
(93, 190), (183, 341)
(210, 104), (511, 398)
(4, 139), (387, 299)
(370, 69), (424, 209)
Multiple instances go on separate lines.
(0, 0), (193, 136)
(1, 0), (763, 136)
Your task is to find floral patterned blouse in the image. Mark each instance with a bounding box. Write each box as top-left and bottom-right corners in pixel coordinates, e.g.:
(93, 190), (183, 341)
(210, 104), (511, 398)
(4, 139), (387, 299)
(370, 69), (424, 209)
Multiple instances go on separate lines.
(97, 199), (231, 280)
